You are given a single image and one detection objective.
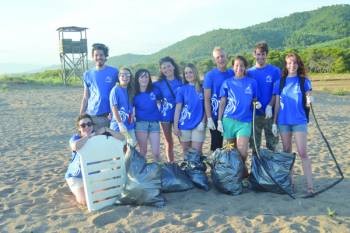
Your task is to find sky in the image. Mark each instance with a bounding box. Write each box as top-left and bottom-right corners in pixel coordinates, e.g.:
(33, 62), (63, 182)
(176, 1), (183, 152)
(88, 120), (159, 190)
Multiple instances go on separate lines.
(0, 0), (349, 69)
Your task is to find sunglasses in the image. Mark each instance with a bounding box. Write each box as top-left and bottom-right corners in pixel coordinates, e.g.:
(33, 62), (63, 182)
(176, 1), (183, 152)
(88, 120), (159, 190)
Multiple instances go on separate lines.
(79, 122), (93, 128)
(119, 73), (131, 78)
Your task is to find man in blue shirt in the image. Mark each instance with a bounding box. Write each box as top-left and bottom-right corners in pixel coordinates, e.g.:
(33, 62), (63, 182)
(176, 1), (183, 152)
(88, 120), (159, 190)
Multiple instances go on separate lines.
(204, 47), (234, 151)
(247, 42), (280, 153)
(79, 43), (119, 130)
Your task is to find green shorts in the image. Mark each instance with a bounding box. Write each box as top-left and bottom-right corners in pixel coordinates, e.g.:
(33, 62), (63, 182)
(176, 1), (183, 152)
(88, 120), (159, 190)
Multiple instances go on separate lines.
(222, 117), (252, 139)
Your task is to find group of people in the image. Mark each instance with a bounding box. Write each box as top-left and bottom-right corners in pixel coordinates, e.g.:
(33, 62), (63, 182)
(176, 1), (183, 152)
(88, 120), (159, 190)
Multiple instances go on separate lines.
(65, 42), (314, 205)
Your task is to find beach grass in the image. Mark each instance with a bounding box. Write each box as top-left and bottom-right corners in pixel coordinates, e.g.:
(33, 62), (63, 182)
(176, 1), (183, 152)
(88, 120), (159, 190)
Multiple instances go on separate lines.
(0, 69), (82, 86)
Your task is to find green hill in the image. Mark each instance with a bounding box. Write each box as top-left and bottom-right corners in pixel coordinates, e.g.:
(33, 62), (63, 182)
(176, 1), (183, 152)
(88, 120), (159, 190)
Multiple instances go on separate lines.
(107, 4), (350, 67)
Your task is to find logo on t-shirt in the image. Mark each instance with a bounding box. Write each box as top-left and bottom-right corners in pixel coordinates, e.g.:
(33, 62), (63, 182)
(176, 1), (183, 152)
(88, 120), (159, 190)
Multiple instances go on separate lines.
(150, 92), (156, 100)
(198, 93), (204, 100)
(245, 85), (253, 95)
(105, 76), (113, 83)
(266, 75), (272, 83)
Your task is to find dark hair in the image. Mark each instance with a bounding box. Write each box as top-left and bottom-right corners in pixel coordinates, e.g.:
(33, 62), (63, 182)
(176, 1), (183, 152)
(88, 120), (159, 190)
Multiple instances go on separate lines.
(76, 114), (94, 134)
(282, 52), (307, 78)
(158, 56), (181, 81)
(92, 43), (109, 57)
(232, 55), (249, 76)
(183, 63), (202, 92)
(118, 67), (134, 104)
(254, 41), (269, 54)
(134, 69), (153, 95)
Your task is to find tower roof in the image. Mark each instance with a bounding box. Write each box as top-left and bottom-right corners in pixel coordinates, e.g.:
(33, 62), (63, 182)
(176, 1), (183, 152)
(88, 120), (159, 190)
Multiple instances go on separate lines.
(56, 26), (88, 32)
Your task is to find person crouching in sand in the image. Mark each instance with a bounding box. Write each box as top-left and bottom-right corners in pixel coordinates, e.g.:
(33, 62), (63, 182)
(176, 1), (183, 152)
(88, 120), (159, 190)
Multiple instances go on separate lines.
(65, 114), (124, 205)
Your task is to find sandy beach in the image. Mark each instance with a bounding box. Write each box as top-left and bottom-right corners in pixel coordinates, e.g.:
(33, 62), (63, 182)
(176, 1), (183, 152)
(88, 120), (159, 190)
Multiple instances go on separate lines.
(0, 83), (349, 232)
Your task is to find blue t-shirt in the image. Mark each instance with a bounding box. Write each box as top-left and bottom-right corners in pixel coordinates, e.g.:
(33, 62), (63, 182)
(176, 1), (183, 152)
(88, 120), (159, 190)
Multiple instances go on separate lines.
(203, 68), (234, 120)
(220, 76), (258, 122)
(134, 88), (162, 122)
(83, 66), (119, 116)
(109, 85), (135, 131)
(176, 84), (205, 130)
(273, 76), (312, 125)
(247, 64), (281, 116)
(65, 134), (82, 179)
(153, 78), (183, 122)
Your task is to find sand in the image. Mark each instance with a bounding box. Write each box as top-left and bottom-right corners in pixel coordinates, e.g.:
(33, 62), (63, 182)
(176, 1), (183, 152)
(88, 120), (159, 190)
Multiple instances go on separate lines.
(0, 83), (349, 232)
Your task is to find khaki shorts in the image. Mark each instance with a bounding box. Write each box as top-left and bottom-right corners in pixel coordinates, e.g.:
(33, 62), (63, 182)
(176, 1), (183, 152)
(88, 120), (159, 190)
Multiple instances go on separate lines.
(91, 115), (110, 130)
(179, 124), (206, 143)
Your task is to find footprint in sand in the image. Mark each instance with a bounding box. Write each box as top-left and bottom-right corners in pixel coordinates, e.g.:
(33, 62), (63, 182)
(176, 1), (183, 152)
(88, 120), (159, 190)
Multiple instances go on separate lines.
(92, 208), (129, 227)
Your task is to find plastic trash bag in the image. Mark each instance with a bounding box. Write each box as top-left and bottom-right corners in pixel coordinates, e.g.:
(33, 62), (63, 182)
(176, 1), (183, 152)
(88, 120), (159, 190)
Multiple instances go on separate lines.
(160, 163), (194, 192)
(181, 148), (210, 191)
(249, 149), (295, 194)
(116, 146), (165, 207)
(210, 148), (244, 195)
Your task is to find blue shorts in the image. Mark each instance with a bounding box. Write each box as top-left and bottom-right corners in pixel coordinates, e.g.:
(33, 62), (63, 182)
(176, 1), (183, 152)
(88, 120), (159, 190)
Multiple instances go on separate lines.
(135, 121), (160, 133)
(278, 124), (307, 133)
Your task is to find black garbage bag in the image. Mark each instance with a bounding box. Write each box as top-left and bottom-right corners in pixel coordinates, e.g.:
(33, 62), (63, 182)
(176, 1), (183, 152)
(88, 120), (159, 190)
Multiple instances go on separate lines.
(249, 149), (295, 194)
(116, 147), (165, 207)
(210, 148), (244, 195)
(160, 163), (194, 192)
(181, 148), (210, 191)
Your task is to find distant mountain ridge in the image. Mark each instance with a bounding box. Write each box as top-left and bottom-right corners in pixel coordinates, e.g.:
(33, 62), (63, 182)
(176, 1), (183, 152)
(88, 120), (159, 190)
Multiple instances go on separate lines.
(107, 4), (350, 67)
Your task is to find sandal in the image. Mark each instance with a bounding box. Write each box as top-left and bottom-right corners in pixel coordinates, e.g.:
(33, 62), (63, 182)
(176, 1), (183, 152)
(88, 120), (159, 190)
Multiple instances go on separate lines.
(305, 187), (315, 198)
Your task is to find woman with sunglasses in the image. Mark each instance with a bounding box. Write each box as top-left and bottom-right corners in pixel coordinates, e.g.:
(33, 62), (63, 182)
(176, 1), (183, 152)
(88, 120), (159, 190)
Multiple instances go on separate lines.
(65, 114), (124, 205)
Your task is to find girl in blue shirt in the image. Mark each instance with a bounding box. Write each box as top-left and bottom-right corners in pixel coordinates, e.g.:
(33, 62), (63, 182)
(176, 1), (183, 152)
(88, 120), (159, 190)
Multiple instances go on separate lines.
(153, 57), (183, 162)
(133, 69), (162, 161)
(110, 67), (137, 146)
(174, 64), (206, 154)
(218, 56), (261, 177)
(273, 52), (314, 195)
(65, 114), (124, 205)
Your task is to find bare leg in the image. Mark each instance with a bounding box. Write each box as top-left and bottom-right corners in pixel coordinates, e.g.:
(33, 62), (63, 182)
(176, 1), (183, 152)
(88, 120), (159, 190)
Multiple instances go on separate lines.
(135, 131), (148, 157)
(280, 132), (294, 189)
(180, 141), (191, 154)
(71, 187), (86, 205)
(149, 132), (161, 162)
(160, 122), (174, 162)
(191, 141), (203, 154)
(294, 132), (313, 193)
(280, 132), (292, 153)
(236, 137), (249, 178)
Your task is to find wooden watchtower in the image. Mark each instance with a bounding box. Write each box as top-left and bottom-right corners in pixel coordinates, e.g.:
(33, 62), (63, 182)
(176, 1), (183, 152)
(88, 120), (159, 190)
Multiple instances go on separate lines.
(57, 26), (88, 85)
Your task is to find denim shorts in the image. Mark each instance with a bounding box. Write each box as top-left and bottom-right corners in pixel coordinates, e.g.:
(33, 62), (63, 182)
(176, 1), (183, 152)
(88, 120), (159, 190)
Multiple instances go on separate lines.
(278, 124), (307, 133)
(135, 121), (160, 133)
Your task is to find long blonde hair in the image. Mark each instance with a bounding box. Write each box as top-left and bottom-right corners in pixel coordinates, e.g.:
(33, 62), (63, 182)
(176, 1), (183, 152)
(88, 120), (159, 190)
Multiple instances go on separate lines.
(183, 63), (202, 93)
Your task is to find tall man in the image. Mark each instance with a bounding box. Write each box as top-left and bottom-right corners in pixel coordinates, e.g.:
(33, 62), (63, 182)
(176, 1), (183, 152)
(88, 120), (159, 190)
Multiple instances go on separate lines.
(204, 47), (234, 151)
(80, 43), (119, 130)
(247, 41), (280, 153)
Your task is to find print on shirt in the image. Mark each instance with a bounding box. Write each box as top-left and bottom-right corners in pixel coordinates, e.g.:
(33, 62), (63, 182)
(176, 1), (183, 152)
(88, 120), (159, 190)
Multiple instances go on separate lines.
(211, 94), (220, 116)
(161, 98), (173, 117)
(224, 91), (239, 116)
(149, 92), (156, 101)
(179, 105), (191, 125)
(245, 85), (253, 95)
(105, 76), (113, 83)
(118, 107), (129, 122)
(266, 75), (272, 83)
(280, 96), (285, 110)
